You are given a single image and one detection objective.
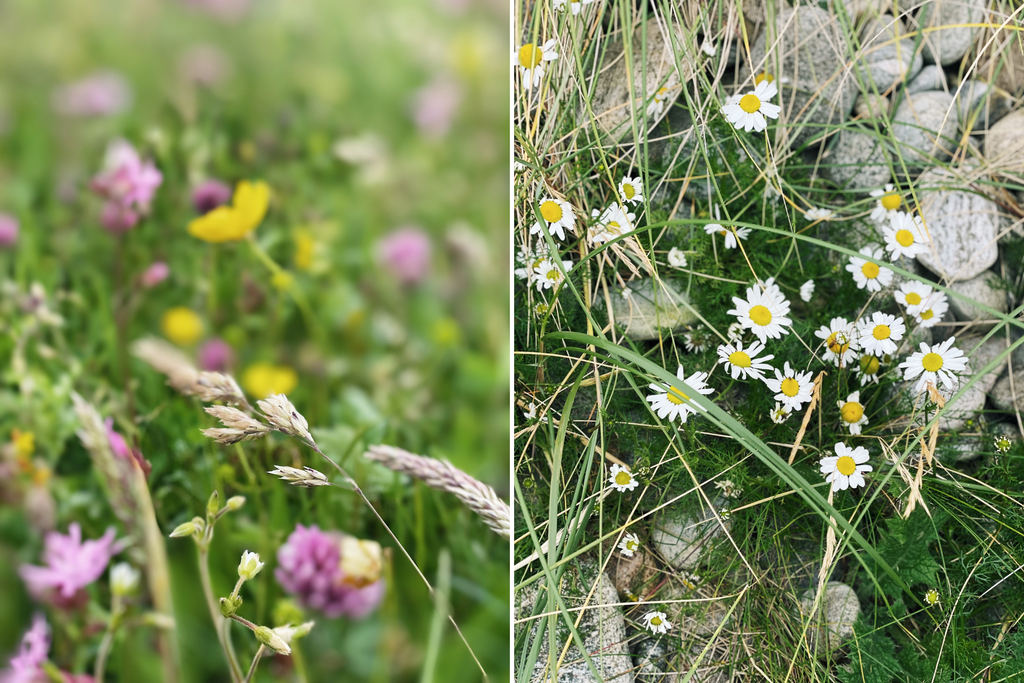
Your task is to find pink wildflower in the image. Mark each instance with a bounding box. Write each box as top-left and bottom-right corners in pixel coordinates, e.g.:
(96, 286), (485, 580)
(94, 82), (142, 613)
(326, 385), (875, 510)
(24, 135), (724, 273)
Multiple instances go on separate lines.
(90, 140), (163, 233)
(0, 213), (18, 248)
(377, 227), (431, 286)
(191, 179), (233, 214)
(141, 262), (170, 288)
(51, 71), (132, 118)
(19, 523), (117, 603)
(178, 0), (252, 22)
(0, 613), (49, 683)
(104, 419), (132, 460)
(198, 337), (234, 372)
(412, 76), (462, 139)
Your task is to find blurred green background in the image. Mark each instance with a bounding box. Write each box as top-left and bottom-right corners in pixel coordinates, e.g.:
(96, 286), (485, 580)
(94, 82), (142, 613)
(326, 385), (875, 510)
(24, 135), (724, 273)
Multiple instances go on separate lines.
(0, 0), (510, 681)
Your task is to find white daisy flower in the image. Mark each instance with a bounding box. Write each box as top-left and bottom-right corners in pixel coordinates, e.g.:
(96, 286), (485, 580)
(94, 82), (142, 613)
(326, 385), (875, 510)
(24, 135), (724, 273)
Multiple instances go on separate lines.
(514, 242), (550, 282)
(609, 463), (639, 492)
(619, 177), (644, 205)
(763, 361), (814, 412)
(769, 402), (791, 424)
(726, 322), (743, 341)
(642, 611), (672, 634)
(529, 196), (576, 241)
(703, 206), (751, 249)
(994, 435), (1013, 454)
(854, 353), (883, 386)
(804, 207), (834, 222)
(727, 277), (792, 344)
(837, 391), (869, 435)
(534, 301), (550, 317)
(924, 588), (940, 606)
(588, 203), (636, 245)
(514, 40), (558, 89)
(646, 365), (714, 424)
(646, 86), (671, 117)
(754, 72), (775, 86)
(721, 79), (781, 133)
(533, 258), (573, 292)
(700, 40), (717, 57)
(883, 211), (929, 261)
(845, 246), (892, 292)
(799, 279), (815, 302)
(814, 317), (860, 367)
(894, 281), (934, 315)
(913, 292), (948, 328)
(667, 247), (688, 268)
(716, 340), (775, 381)
(858, 311), (906, 356)
(820, 443), (872, 492)
(869, 184), (903, 224)
(618, 532), (640, 557)
(898, 337), (968, 394)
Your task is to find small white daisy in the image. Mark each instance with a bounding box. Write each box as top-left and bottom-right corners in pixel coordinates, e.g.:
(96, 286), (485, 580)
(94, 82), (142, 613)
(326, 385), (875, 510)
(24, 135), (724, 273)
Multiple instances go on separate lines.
(894, 281), (934, 315)
(618, 532), (640, 557)
(726, 322), (744, 341)
(619, 177), (644, 205)
(646, 86), (671, 117)
(898, 337), (968, 394)
(514, 40), (558, 89)
(646, 365), (714, 424)
(994, 435), (1013, 454)
(609, 463), (639, 492)
(721, 79), (781, 133)
(913, 292), (949, 328)
(533, 258), (573, 292)
(924, 588), (940, 606)
(820, 443), (872, 492)
(727, 277), (792, 344)
(814, 317), (860, 368)
(514, 242), (548, 282)
(700, 40), (717, 57)
(588, 203), (635, 245)
(883, 211), (929, 261)
(837, 391), (869, 435)
(764, 361), (814, 412)
(799, 279), (815, 302)
(869, 184), (903, 224)
(769, 402), (791, 424)
(529, 197), (576, 241)
(846, 246), (893, 292)
(804, 207), (834, 222)
(667, 247), (688, 268)
(854, 353), (883, 386)
(858, 311), (906, 356)
(642, 611), (672, 634)
(534, 301), (550, 317)
(703, 206), (751, 249)
(716, 340), (775, 381)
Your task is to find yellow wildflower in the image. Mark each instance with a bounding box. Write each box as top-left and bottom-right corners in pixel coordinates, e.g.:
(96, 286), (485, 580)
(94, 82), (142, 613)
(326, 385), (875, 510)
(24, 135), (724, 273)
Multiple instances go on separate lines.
(294, 229), (315, 271)
(242, 362), (298, 398)
(162, 307), (203, 345)
(12, 429), (35, 459)
(187, 180), (270, 243)
(233, 180), (270, 233)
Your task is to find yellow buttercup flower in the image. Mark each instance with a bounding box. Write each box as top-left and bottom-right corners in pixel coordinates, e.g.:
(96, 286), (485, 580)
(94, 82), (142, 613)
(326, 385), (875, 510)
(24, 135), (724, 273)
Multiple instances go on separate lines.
(232, 180), (270, 233)
(12, 430), (35, 459)
(242, 362), (298, 398)
(188, 180), (270, 243)
(294, 229), (315, 271)
(162, 307), (203, 345)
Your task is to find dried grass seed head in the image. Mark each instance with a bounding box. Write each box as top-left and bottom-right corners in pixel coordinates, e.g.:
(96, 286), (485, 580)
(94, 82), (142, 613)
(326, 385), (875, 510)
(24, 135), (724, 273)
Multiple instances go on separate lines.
(257, 394), (314, 445)
(268, 465), (330, 487)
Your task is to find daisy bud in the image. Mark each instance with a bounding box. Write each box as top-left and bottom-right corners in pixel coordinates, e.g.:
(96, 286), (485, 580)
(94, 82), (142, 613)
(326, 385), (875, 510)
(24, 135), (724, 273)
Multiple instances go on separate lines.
(169, 521), (197, 538)
(267, 465), (330, 487)
(220, 595), (243, 617)
(110, 562), (140, 596)
(226, 495), (246, 511)
(257, 394), (314, 446)
(254, 626), (292, 655)
(238, 550), (264, 581)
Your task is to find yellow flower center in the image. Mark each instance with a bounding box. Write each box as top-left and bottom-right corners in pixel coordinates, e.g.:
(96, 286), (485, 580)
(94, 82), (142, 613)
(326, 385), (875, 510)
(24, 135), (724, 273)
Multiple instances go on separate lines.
(872, 324), (891, 340)
(754, 72), (774, 85)
(623, 184), (635, 199)
(861, 262), (880, 279)
(841, 402), (864, 424)
(650, 615), (662, 626)
(749, 305), (772, 327)
(519, 44), (544, 69)
(905, 292), (922, 306)
(718, 229), (728, 236)
(780, 377), (800, 397)
(607, 221), (621, 234)
(836, 455), (857, 476)
(729, 351), (752, 368)
(739, 93), (761, 114)
(666, 387), (689, 405)
(880, 192), (901, 211)
(895, 229), (915, 247)
(826, 331), (850, 355)
(925, 589), (939, 605)
(860, 355), (880, 375)
(615, 471), (632, 486)
(922, 352), (944, 372)
(920, 309), (934, 320)
(626, 539), (638, 551)
(546, 269), (560, 282)
(540, 200), (562, 223)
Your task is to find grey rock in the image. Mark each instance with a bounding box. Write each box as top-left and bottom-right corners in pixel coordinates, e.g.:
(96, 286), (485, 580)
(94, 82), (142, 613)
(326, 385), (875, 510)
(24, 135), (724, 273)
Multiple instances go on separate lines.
(906, 65), (947, 94)
(914, 167), (1001, 280)
(990, 367), (1024, 413)
(856, 14), (924, 92)
(632, 637), (671, 683)
(907, 0), (985, 66)
(609, 547), (658, 598)
(853, 93), (890, 119)
(749, 6), (857, 150)
(983, 109), (1024, 178)
(821, 128), (892, 190)
(939, 434), (987, 463)
(609, 277), (699, 341)
(798, 582), (861, 654)
(948, 272), (1008, 328)
(961, 334), (1011, 392)
(955, 80), (1015, 132)
(651, 498), (730, 571)
(891, 90), (958, 165)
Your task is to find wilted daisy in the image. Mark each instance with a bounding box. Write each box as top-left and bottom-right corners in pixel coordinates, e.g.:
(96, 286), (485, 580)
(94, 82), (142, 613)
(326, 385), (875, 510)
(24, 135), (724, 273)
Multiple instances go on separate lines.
(618, 532), (640, 557)
(727, 277), (792, 344)
(846, 246), (892, 292)
(529, 197), (576, 240)
(716, 340), (775, 381)
(713, 479), (741, 499)
(883, 211), (929, 261)
(994, 435), (1013, 453)
(647, 86), (671, 117)
(858, 312), (905, 356)
(924, 588), (940, 606)
(588, 203), (635, 245)
(837, 391), (869, 435)
(898, 337), (968, 394)
(894, 281), (934, 314)
(854, 353), (883, 386)
(820, 443), (872, 492)
(646, 365), (714, 424)
(913, 292), (949, 328)
(523, 402), (537, 420)
(609, 463), (639, 492)
(769, 402), (791, 424)
(721, 79), (780, 133)
(533, 302), (549, 317)
(764, 361), (814, 412)
(514, 242), (549, 283)
(726, 322), (743, 341)
(667, 247), (688, 268)
(683, 327), (709, 354)
(869, 184), (903, 223)
(619, 177), (644, 205)
(804, 207), (834, 222)
(642, 611), (672, 634)
(533, 258), (573, 292)
(553, 0), (595, 14)
(814, 317), (859, 367)
(799, 280), (815, 302)
(514, 40), (558, 88)
(703, 206), (751, 249)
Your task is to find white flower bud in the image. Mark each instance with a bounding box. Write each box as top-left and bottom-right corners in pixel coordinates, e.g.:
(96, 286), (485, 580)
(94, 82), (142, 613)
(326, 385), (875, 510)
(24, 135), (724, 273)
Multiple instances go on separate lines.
(110, 562), (140, 596)
(237, 550), (264, 581)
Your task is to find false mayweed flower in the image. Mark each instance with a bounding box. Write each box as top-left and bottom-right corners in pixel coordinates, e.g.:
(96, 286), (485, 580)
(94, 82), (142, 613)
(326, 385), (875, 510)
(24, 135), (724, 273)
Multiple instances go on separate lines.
(530, 197), (576, 241)
(242, 362), (298, 399)
(619, 177), (644, 205)
(646, 366), (714, 424)
(534, 302), (549, 317)
(726, 322), (743, 341)
(914, 292), (949, 328)
(858, 312), (906, 356)
(884, 211), (929, 261)
(187, 180), (270, 243)
(275, 525), (385, 619)
(642, 611), (672, 634)
(0, 213), (19, 248)
(90, 139), (163, 233)
(533, 258), (573, 292)
(161, 307), (203, 346)
(820, 443), (872, 492)
(647, 86), (670, 117)
(703, 206), (750, 249)
(1, 613), (50, 683)
(769, 402), (791, 424)
(895, 281), (934, 315)
(799, 279), (814, 302)
(804, 207), (834, 222)
(716, 340), (775, 381)
(854, 353), (883, 386)
(846, 246), (892, 292)
(869, 184), (903, 223)
(191, 178), (233, 213)
(667, 247), (688, 268)
(588, 203), (635, 245)
(814, 317), (859, 367)
(378, 227), (431, 285)
(609, 464), (639, 492)
(728, 277), (792, 344)
(924, 588), (940, 606)
(764, 361), (814, 412)
(838, 391), (869, 435)
(618, 532), (640, 557)
(19, 523), (117, 603)
(514, 242), (549, 282)
(514, 40), (558, 89)
(721, 79), (780, 132)
(994, 435), (1013, 453)
(898, 337), (968, 394)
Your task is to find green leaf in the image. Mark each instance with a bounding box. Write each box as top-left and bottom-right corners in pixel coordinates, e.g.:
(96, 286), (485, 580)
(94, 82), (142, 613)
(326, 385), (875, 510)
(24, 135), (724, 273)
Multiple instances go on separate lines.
(838, 627), (902, 683)
(869, 511), (942, 597)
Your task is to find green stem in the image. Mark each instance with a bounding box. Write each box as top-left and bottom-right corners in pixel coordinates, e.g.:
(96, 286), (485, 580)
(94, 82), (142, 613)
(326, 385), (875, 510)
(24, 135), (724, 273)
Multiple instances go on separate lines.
(94, 601), (122, 683)
(198, 544), (244, 683)
(243, 645), (266, 683)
